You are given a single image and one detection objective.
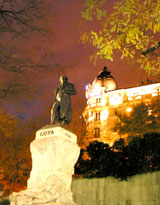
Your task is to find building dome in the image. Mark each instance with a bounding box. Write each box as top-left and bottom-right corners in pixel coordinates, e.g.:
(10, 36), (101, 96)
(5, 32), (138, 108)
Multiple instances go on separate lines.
(92, 66), (118, 91)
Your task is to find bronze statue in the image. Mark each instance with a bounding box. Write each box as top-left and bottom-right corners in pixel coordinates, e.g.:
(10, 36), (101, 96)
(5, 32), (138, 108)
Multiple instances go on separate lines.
(51, 75), (76, 125)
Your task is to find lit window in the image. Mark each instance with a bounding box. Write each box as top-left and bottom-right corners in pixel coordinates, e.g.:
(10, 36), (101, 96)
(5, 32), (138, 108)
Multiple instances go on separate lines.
(100, 97), (107, 106)
(91, 103), (96, 107)
(135, 96), (141, 99)
(96, 98), (101, 103)
(95, 112), (100, 121)
(89, 121), (92, 125)
(89, 88), (102, 98)
(152, 93), (158, 97)
(100, 110), (109, 120)
(95, 128), (100, 138)
(128, 97), (132, 101)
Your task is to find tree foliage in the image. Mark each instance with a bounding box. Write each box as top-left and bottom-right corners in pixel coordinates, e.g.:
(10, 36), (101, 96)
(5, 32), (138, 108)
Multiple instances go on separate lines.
(75, 141), (115, 178)
(75, 134), (160, 180)
(81, 0), (160, 75)
(0, 110), (32, 194)
(113, 100), (160, 138)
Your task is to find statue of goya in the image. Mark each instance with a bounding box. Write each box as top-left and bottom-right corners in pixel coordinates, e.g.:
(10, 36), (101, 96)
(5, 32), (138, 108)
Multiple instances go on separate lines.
(51, 75), (76, 125)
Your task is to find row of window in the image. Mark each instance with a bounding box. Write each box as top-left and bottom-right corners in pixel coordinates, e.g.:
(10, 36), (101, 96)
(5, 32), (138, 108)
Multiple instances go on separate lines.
(95, 112), (100, 121)
(95, 127), (100, 138)
(89, 92), (159, 107)
(96, 98), (101, 103)
(87, 112), (101, 125)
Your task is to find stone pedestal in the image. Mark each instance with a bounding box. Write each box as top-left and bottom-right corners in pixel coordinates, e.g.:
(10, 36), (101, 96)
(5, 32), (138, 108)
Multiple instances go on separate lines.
(9, 125), (80, 205)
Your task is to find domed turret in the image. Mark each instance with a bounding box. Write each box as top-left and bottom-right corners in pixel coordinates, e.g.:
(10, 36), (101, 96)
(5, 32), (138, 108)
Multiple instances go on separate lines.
(92, 66), (117, 91)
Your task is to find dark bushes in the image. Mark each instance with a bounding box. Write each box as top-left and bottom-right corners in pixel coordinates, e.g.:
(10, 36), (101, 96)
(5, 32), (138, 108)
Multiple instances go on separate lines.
(75, 133), (160, 180)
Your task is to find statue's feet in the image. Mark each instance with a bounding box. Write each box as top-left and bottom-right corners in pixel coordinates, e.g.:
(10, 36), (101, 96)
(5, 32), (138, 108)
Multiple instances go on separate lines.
(51, 121), (60, 125)
(59, 117), (66, 125)
(61, 120), (65, 125)
(51, 118), (70, 126)
(51, 121), (65, 126)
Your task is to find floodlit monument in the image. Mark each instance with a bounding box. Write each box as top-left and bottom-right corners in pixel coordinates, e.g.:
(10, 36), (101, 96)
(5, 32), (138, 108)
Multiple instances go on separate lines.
(51, 75), (77, 125)
(83, 66), (160, 146)
(10, 76), (80, 205)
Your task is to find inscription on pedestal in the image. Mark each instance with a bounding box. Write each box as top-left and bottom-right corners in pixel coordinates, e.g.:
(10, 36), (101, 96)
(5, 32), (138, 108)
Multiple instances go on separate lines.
(36, 126), (77, 144)
(65, 133), (71, 139)
(40, 130), (54, 136)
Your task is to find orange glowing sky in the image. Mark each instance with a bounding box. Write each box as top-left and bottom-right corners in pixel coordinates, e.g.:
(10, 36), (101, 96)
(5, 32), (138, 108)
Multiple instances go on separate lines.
(2, 0), (159, 122)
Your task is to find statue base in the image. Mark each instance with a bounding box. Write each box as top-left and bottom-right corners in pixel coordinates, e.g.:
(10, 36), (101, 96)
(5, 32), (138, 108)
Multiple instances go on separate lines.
(9, 125), (80, 205)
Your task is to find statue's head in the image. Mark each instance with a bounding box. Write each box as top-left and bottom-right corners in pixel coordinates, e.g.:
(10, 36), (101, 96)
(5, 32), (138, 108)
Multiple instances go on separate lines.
(59, 75), (68, 84)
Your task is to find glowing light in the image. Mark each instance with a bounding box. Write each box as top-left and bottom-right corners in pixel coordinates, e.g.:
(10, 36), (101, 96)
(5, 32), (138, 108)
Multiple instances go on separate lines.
(88, 116), (94, 121)
(88, 111), (94, 121)
(152, 93), (158, 97)
(126, 83), (160, 97)
(135, 96), (141, 99)
(126, 107), (132, 112)
(88, 98), (95, 105)
(91, 103), (96, 107)
(100, 97), (106, 106)
(92, 80), (102, 88)
(100, 109), (109, 120)
(109, 92), (122, 105)
(89, 88), (102, 98)
(85, 84), (92, 99)
(148, 109), (152, 115)
(85, 92), (89, 99)
(85, 85), (88, 90)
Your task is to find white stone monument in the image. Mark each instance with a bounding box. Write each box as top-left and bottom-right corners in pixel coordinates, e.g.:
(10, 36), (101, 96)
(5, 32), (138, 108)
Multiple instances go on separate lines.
(9, 125), (80, 205)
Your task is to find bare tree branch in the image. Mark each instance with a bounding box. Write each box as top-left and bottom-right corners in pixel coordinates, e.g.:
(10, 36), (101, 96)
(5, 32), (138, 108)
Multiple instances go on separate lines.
(142, 42), (160, 56)
(0, 0), (47, 35)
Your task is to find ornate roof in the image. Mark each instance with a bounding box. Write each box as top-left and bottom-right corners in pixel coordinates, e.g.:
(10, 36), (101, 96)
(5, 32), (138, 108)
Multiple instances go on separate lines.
(92, 66), (118, 91)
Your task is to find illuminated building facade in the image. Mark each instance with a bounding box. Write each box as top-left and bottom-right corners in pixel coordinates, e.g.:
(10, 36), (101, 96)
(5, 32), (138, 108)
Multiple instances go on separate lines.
(83, 66), (160, 146)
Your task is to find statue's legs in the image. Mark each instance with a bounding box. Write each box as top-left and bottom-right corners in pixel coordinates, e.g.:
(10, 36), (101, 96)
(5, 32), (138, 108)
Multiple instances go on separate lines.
(59, 96), (71, 124)
(51, 101), (60, 124)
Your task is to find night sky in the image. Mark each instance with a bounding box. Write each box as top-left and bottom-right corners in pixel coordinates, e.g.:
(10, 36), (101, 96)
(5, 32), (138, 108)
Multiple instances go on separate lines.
(51, 0), (158, 98)
(6, 0), (158, 119)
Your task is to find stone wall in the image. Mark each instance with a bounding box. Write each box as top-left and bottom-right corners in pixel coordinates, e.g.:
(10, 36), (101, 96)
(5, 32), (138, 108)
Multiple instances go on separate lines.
(71, 171), (160, 205)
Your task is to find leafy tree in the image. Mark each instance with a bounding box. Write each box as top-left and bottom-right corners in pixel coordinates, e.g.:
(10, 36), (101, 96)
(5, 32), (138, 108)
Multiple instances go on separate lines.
(75, 141), (115, 178)
(75, 140), (132, 179)
(150, 97), (160, 126)
(143, 132), (160, 171)
(113, 102), (160, 138)
(125, 136), (147, 175)
(0, 110), (32, 194)
(112, 138), (125, 152)
(81, 0), (160, 75)
(75, 135), (160, 180)
(1, 134), (31, 194)
(74, 149), (91, 176)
